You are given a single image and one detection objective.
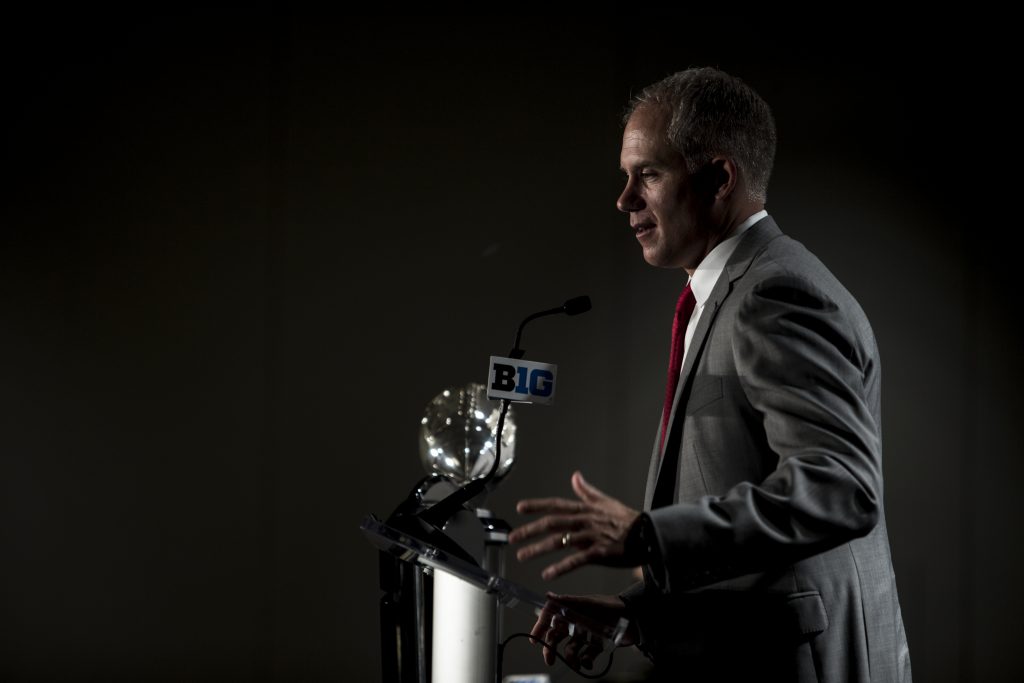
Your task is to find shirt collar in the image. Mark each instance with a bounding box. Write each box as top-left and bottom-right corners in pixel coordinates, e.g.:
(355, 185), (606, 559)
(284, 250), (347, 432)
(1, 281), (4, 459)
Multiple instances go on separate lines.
(688, 210), (768, 306)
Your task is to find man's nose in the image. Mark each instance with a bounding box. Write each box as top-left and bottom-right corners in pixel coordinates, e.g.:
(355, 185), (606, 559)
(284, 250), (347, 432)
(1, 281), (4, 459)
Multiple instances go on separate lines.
(616, 179), (643, 213)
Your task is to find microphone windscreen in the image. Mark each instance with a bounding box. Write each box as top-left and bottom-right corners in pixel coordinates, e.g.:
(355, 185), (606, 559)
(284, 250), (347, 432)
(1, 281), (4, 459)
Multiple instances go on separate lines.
(563, 296), (592, 316)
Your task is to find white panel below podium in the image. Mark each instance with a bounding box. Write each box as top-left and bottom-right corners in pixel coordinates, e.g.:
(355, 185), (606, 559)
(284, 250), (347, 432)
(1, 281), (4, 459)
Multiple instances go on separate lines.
(431, 569), (497, 683)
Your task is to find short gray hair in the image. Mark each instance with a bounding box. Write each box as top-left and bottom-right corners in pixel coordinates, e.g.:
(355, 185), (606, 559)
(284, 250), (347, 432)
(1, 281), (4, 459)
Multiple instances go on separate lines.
(624, 67), (777, 203)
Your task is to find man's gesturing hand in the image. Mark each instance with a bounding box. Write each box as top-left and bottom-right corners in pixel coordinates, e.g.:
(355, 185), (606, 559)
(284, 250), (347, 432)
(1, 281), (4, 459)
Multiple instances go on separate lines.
(509, 471), (641, 580)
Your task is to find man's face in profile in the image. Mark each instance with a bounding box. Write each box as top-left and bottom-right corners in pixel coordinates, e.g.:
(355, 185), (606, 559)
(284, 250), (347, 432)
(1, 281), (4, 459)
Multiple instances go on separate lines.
(617, 105), (712, 270)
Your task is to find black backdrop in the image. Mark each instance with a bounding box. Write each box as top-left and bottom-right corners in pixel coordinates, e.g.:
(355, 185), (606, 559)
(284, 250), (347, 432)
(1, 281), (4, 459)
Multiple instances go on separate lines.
(2, 10), (1020, 682)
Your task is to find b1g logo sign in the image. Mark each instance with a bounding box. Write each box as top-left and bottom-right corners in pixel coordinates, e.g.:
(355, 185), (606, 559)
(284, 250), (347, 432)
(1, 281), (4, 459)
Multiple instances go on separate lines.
(487, 356), (558, 405)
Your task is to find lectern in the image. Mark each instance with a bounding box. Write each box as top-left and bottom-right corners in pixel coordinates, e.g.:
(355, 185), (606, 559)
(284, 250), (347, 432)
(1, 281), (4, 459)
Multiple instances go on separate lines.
(362, 307), (603, 682)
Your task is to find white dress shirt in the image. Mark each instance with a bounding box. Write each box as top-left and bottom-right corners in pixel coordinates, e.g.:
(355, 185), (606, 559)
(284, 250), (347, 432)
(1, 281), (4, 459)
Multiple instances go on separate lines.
(681, 210), (768, 368)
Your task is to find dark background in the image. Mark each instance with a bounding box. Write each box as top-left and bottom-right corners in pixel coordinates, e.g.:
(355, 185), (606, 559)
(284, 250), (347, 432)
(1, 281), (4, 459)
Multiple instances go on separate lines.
(2, 9), (1020, 682)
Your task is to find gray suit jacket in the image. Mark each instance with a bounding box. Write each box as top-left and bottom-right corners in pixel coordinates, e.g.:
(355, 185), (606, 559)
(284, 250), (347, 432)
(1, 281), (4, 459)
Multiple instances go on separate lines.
(622, 217), (911, 681)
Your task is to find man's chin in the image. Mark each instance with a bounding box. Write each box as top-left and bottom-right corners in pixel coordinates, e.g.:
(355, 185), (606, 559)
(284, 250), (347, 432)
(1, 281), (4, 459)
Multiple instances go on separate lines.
(640, 245), (661, 266)
(641, 248), (677, 269)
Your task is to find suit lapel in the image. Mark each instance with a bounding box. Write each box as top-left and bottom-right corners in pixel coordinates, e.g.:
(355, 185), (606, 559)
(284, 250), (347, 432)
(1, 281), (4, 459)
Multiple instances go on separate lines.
(649, 274), (730, 500)
(646, 217), (784, 508)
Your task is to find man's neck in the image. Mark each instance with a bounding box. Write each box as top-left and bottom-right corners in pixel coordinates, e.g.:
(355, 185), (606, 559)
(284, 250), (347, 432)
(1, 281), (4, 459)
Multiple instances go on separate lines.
(685, 202), (765, 276)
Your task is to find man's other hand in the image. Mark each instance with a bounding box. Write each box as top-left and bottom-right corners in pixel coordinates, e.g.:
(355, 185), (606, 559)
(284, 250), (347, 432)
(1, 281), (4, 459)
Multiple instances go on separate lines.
(529, 593), (636, 669)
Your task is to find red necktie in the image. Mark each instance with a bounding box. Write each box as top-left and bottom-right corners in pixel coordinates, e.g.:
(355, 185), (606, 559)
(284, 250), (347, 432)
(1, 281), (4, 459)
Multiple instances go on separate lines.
(660, 283), (697, 454)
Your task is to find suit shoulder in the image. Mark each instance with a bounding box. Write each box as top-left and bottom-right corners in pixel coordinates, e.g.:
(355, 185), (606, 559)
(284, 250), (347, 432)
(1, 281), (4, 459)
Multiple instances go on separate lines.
(729, 232), (880, 366)
(741, 234), (865, 316)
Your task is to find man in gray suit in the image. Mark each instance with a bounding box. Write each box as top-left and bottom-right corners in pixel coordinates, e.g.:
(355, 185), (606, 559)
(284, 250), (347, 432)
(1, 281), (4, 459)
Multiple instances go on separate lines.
(509, 67), (912, 681)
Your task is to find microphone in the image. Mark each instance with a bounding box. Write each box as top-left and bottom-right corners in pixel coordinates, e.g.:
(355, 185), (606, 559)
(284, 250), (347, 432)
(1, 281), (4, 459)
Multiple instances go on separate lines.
(562, 295), (592, 316)
(510, 295), (592, 358)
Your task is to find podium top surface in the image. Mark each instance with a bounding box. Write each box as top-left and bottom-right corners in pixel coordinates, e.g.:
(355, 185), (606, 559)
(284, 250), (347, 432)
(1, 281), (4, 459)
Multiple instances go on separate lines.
(361, 514), (630, 645)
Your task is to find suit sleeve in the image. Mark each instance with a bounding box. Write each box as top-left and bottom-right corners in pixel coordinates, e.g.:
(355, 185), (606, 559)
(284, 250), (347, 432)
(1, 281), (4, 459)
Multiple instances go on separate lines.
(643, 273), (882, 594)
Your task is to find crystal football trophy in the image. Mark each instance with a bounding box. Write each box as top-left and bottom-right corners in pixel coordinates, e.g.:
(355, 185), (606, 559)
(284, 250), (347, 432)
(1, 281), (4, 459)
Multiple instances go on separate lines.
(418, 383), (516, 487)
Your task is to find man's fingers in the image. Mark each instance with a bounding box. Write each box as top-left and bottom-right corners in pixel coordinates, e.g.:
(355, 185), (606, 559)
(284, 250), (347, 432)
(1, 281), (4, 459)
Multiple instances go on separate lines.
(517, 528), (596, 562)
(578, 636), (604, 670)
(516, 533), (563, 562)
(563, 633), (586, 669)
(530, 612), (550, 642)
(516, 497), (585, 515)
(541, 548), (594, 581)
(571, 471), (609, 503)
(531, 599), (562, 665)
(545, 615), (570, 666)
(508, 513), (586, 545)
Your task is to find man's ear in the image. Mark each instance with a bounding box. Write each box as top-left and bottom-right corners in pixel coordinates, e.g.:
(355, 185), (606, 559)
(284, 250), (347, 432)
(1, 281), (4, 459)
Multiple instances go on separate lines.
(708, 156), (740, 200)
(693, 156), (739, 202)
